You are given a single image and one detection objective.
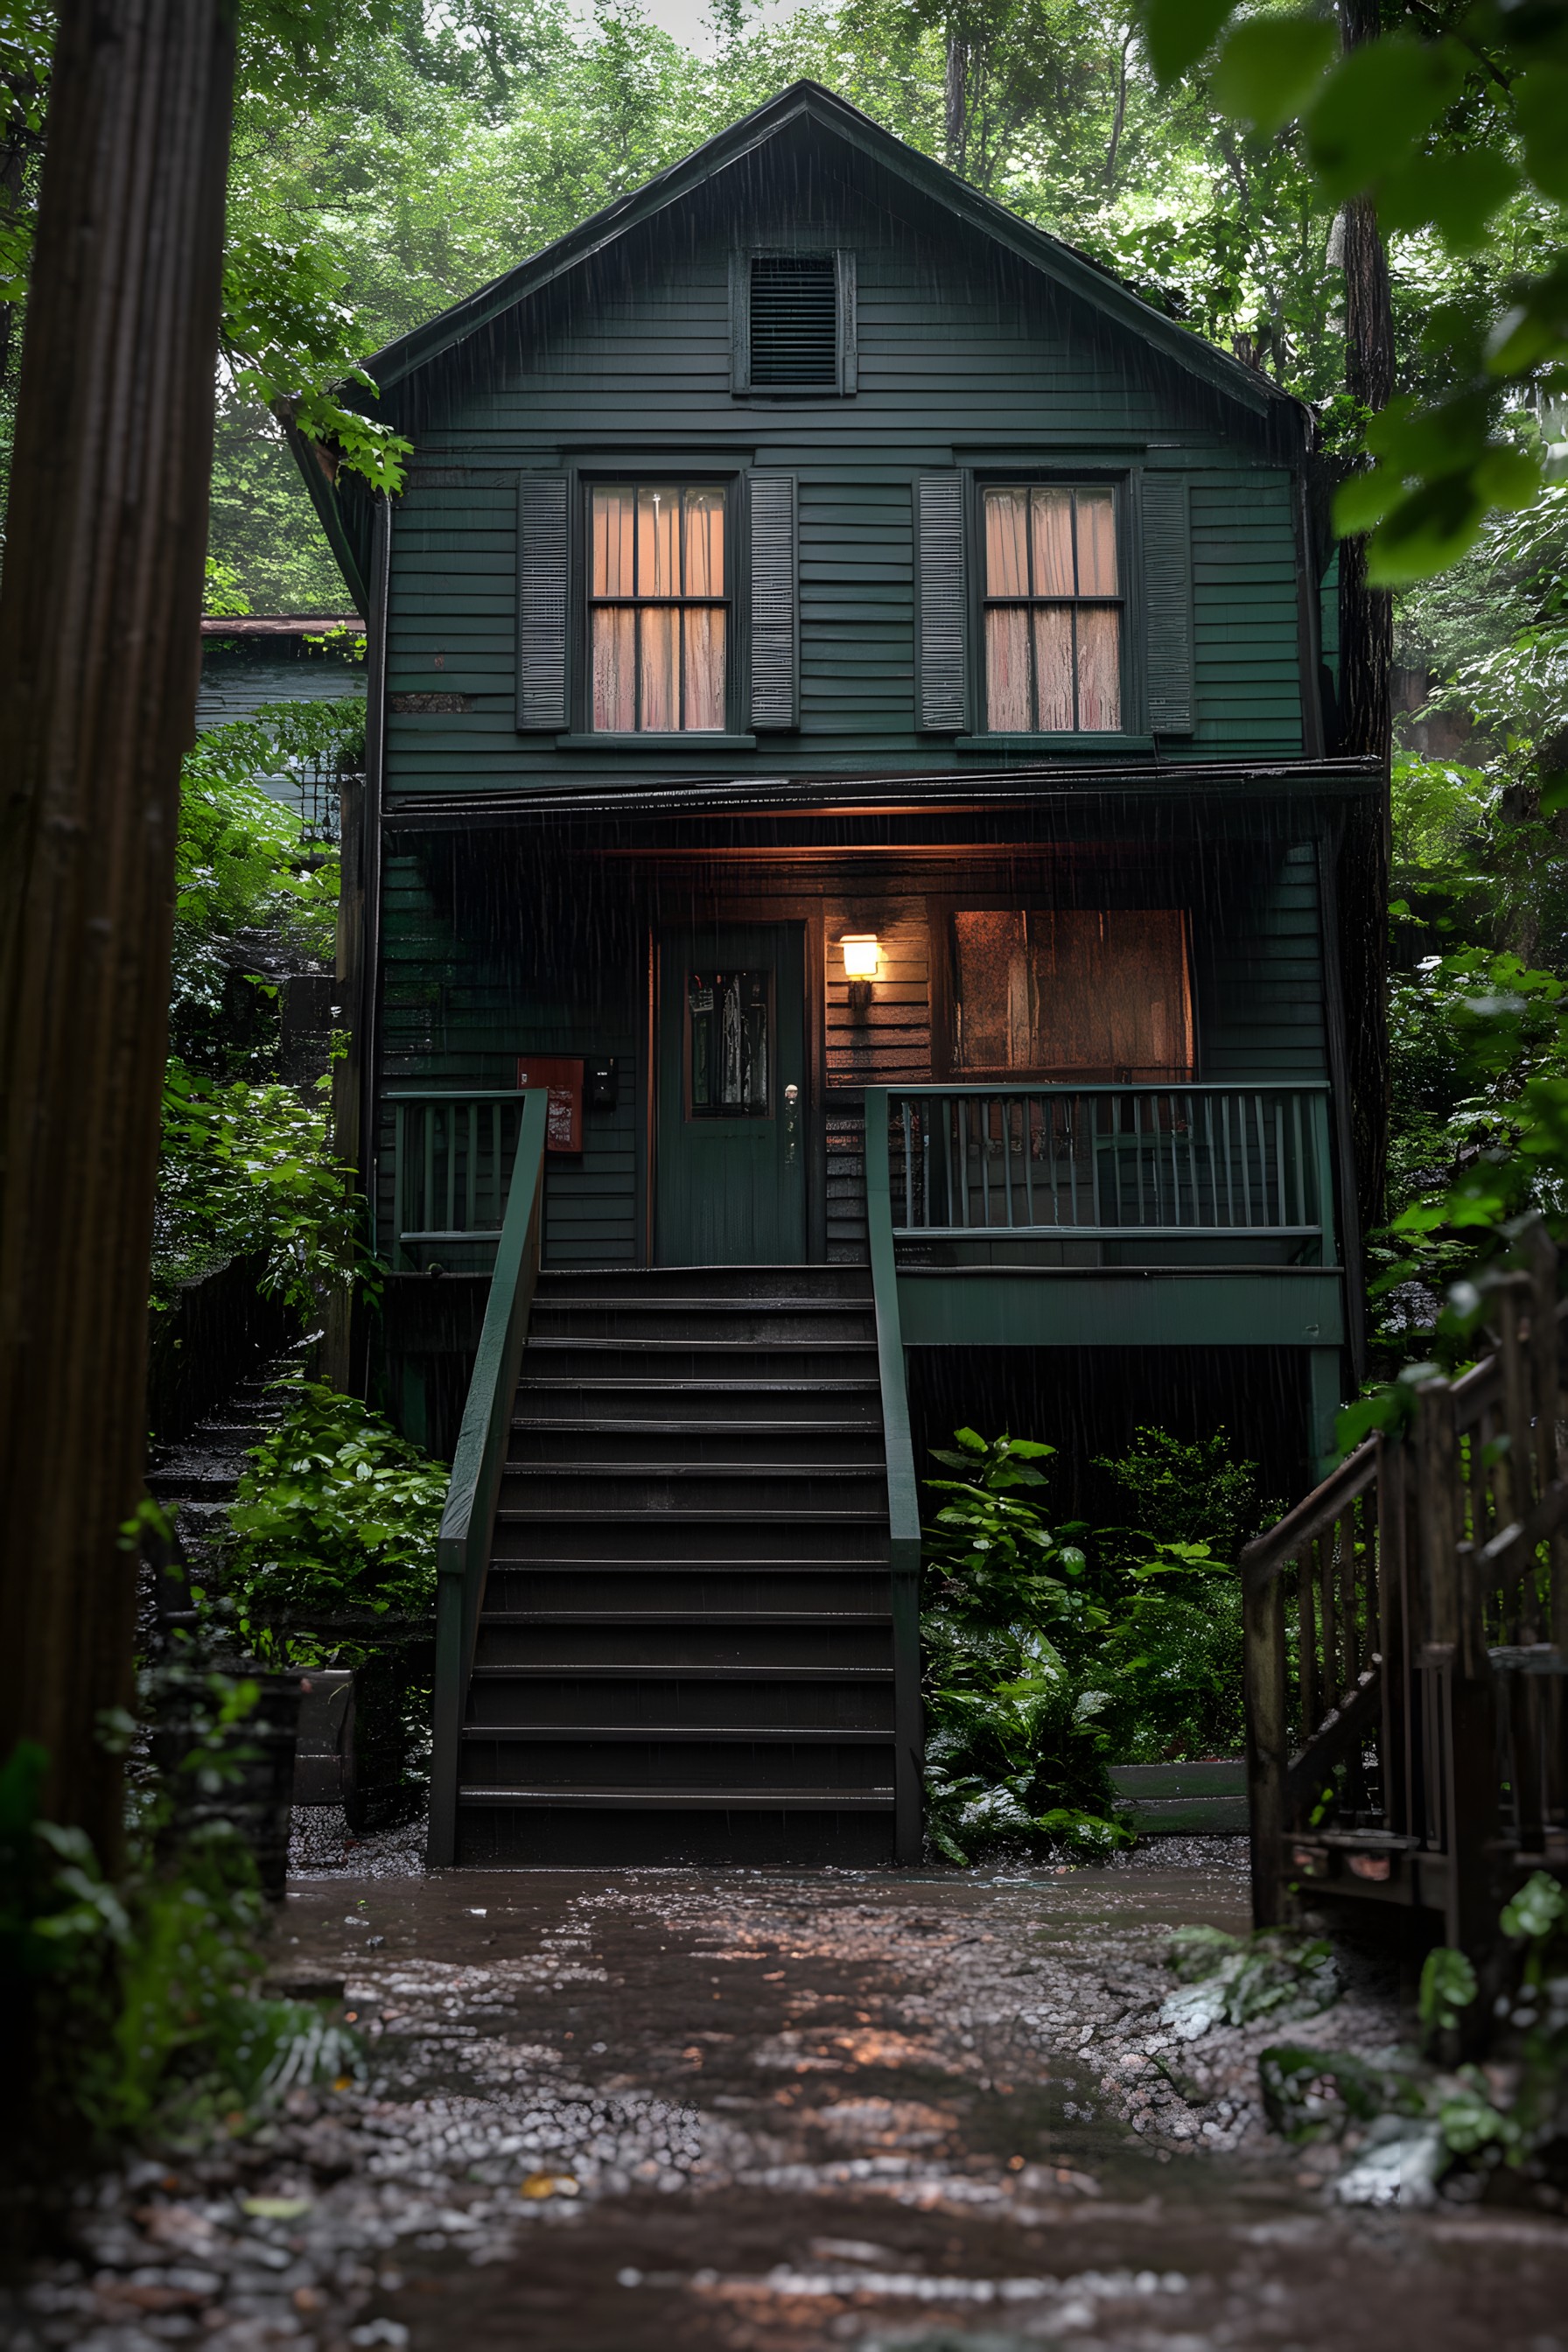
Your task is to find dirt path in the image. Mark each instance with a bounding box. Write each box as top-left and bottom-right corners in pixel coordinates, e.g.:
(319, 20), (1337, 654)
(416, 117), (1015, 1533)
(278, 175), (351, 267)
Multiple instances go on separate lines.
(11, 1853), (1568, 2350)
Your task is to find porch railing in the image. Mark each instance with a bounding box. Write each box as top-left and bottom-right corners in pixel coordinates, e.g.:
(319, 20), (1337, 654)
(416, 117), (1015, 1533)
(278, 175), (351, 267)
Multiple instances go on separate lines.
(427, 1089), (550, 1867)
(878, 1082), (1334, 1250)
(1243, 1221), (1568, 1996)
(387, 1092), (526, 1268)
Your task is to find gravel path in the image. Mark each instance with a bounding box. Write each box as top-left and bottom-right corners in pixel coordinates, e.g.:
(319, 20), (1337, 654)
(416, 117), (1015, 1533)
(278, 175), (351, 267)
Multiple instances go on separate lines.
(7, 1849), (1567, 2351)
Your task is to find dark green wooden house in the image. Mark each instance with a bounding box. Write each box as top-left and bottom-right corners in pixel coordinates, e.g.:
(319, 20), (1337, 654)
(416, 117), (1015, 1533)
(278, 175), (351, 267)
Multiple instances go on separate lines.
(296, 82), (1379, 1870)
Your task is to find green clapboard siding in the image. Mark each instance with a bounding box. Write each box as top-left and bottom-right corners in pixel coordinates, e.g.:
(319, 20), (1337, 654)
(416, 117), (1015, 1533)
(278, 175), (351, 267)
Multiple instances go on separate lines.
(378, 850), (639, 1267)
(374, 149), (1308, 798)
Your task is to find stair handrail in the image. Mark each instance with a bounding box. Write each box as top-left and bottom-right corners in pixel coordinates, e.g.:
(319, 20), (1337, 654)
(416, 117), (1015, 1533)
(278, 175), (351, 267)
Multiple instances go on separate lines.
(863, 1086), (924, 1863)
(427, 1088), (550, 1867)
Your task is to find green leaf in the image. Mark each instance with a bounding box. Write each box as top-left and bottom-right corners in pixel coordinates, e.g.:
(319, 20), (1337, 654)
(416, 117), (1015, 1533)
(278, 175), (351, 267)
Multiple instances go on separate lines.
(1376, 147), (1520, 252)
(1142, 0), (1238, 84)
(1212, 15), (1335, 131)
(1516, 66), (1568, 205)
(1418, 1944), (1477, 2034)
(1306, 36), (1467, 203)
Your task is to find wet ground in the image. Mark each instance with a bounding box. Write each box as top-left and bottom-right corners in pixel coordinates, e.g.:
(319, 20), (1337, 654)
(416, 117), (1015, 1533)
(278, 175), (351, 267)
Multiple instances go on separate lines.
(12, 1845), (1568, 2351)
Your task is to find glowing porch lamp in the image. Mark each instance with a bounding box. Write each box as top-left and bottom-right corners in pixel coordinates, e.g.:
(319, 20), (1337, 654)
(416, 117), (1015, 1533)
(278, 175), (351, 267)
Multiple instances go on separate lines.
(841, 933), (880, 1017)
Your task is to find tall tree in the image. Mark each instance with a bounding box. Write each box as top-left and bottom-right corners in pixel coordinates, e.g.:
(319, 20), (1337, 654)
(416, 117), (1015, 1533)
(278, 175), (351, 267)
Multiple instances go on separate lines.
(0, 0), (236, 1859)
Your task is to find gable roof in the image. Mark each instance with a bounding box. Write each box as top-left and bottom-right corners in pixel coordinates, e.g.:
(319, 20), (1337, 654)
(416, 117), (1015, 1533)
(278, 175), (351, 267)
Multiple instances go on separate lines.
(360, 80), (1296, 423)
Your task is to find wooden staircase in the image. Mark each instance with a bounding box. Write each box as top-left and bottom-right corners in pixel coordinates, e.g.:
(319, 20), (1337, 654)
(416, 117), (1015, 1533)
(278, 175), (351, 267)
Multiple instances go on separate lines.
(451, 1265), (906, 1866)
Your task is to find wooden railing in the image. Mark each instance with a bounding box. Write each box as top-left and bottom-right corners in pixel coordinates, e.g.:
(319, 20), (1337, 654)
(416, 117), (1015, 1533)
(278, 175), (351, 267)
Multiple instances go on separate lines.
(863, 1104), (925, 1865)
(881, 1082), (1335, 1250)
(387, 1091), (526, 1269)
(426, 1090), (550, 1868)
(1244, 1222), (1568, 1978)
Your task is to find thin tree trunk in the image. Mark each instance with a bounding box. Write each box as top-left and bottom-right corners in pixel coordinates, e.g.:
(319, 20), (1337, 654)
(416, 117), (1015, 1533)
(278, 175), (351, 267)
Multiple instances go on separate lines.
(0, 0), (235, 1863)
(944, 29), (970, 177)
(1334, 0), (1395, 1239)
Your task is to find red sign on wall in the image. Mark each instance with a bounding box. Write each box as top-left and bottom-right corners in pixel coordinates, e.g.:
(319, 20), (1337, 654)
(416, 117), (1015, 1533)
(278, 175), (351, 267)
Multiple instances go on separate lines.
(515, 1055), (583, 1152)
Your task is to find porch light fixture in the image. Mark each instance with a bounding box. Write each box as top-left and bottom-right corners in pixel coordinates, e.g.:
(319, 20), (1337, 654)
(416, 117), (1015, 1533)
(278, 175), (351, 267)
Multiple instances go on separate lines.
(841, 933), (879, 1018)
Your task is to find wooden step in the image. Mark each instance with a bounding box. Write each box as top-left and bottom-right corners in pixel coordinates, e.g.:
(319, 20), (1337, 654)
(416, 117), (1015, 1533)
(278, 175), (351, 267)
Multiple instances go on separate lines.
(458, 1786), (893, 1811)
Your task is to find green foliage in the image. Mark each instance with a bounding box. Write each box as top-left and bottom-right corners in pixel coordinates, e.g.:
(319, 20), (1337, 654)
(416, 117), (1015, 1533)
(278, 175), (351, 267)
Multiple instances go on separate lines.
(1093, 1422), (1260, 1564)
(920, 1423), (1256, 1860)
(1260, 2043), (1427, 2143)
(1138, 0), (1568, 582)
(1163, 1923), (1340, 2035)
(224, 1381), (446, 1663)
(154, 1065), (363, 1312)
(0, 1735), (360, 2146)
(1419, 1944), (1480, 2037)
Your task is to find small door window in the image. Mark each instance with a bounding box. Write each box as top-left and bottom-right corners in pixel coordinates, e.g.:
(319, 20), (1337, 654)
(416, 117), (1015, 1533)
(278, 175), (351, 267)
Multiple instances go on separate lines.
(687, 968), (771, 1116)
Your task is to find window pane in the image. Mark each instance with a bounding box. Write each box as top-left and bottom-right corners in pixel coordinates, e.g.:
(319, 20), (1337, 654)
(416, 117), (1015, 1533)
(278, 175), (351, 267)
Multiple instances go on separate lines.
(682, 606), (724, 732)
(1034, 911), (1191, 1074)
(985, 606), (1032, 732)
(690, 970), (770, 1116)
(1032, 606), (1074, 731)
(955, 908), (1193, 1077)
(1075, 491), (1116, 593)
(592, 487), (634, 596)
(1031, 487), (1074, 596)
(1076, 606), (1121, 732)
(637, 486), (678, 598)
(639, 606), (677, 731)
(591, 606), (634, 732)
(984, 488), (1029, 597)
(684, 487), (724, 596)
(953, 911), (1030, 1071)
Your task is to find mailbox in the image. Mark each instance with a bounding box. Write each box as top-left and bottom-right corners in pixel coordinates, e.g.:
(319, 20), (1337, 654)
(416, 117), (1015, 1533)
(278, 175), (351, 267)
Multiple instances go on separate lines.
(515, 1054), (583, 1152)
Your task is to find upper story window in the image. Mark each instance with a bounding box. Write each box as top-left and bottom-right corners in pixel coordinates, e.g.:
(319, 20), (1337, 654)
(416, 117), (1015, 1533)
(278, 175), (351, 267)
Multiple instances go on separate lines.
(590, 483), (727, 732)
(982, 486), (1122, 733)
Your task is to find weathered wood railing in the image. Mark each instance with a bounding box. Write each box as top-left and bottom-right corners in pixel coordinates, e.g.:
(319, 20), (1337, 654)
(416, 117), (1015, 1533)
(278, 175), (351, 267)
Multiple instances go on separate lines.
(1244, 1222), (1568, 1973)
(427, 1089), (550, 1868)
(882, 1082), (1334, 1250)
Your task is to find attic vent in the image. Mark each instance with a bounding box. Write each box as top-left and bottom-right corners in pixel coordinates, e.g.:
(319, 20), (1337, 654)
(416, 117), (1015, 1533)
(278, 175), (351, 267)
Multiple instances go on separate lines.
(749, 255), (838, 388)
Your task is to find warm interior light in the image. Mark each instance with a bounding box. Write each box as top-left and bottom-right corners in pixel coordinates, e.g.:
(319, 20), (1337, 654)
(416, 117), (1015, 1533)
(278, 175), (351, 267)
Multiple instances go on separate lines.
(841, 934), (880, 981)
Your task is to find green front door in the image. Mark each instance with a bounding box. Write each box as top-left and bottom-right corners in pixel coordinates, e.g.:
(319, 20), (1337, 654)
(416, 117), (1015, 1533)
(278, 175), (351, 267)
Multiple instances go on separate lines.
(654, 923), (808, 1265)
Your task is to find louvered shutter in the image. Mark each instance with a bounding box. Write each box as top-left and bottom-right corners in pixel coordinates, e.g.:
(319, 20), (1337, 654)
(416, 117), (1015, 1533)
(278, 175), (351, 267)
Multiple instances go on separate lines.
(515, 472), (569, 732)
(916, 473), (968, 733)
(748, 472), (798, 731)
(1141, 474), (1194, 735)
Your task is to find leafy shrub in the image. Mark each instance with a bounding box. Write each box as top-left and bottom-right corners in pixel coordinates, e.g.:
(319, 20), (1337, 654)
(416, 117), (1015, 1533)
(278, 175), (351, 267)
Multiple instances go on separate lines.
(920, 1424), (1257, 1861)
(1, 1738), (360, 2149)
(223, 1381), (447, 1666)
(1093, 1424), (1260, 1568)
(153, 1062), (366, 1312)
(920, 1429), (1125, 1864)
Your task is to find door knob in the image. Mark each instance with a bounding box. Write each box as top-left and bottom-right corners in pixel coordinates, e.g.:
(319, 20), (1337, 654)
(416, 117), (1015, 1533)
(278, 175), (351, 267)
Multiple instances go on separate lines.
(783, 1082), (800, 1165)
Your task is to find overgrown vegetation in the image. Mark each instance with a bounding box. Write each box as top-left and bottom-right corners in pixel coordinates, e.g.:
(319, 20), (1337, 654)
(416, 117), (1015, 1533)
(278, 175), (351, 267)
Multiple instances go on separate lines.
(1252, 1872), (1568, 2203)
(153, 704), (366, 1313)
(1, 1732), (360, 2153)
(920, 1424), (1259, 1864)
(223, 1380), (446, 1664)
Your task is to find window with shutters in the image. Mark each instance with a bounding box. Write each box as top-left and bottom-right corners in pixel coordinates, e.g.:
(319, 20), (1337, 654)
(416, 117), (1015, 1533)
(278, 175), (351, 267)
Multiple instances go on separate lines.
(732, 251), (856, 396)
(588, 483), (728, 733)
(980, 486), (1122, 734)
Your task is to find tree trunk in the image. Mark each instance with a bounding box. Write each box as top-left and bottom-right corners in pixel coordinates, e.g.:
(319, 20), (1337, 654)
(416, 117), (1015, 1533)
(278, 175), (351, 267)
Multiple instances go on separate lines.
(1334, 0), (1395, 1242)
(944, 30), (970, 177)
(0, 0), (235, 1865)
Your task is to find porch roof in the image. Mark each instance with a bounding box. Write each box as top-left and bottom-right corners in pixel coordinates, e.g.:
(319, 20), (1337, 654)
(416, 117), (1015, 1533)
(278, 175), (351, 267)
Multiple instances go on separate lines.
(379, 754), (1385, 834)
